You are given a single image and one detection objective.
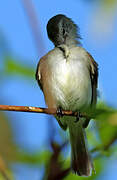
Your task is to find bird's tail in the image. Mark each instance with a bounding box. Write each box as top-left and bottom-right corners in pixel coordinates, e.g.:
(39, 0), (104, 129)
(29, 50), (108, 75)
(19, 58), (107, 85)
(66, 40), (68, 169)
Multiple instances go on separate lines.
(68, 118), (93, 176)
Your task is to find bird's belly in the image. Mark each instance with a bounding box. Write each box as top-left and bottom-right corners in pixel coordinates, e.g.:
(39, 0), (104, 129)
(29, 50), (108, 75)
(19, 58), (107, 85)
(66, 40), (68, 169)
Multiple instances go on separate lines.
(48, 59), (92, 111)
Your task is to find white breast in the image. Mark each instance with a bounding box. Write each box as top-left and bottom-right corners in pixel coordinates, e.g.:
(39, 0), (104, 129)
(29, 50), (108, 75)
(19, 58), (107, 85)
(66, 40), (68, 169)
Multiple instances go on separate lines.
(45, 47), (92, 111)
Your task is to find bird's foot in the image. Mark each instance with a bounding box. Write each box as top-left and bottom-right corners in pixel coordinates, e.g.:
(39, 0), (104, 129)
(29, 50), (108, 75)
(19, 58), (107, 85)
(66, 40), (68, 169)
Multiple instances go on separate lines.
(74, 111), (81, 123)
(56, 107), (67, 130)
(57, 107), (63, 118)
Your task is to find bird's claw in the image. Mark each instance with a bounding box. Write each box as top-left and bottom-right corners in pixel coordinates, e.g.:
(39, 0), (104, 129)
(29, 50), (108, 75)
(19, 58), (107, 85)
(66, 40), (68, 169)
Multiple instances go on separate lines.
(74, 111), (81, 123)
(57, 107), (63, 118)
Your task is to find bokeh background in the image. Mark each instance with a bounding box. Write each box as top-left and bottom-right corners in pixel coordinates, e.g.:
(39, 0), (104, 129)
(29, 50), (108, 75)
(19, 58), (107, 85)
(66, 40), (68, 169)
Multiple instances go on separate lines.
(0, 0), (117, 179)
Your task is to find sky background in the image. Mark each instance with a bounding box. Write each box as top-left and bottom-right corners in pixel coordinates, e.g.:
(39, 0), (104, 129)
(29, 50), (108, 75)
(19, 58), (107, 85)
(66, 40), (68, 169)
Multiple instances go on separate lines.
(0, 0), (117, 179)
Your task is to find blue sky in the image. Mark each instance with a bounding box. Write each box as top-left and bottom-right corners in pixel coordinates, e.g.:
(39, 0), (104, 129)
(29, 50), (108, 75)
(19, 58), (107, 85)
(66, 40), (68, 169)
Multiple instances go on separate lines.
(0, 0), (117, 179)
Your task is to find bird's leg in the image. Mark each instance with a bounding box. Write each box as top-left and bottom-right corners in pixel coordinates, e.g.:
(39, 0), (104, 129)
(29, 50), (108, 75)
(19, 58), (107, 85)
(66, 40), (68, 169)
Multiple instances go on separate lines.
(56, 107), (67, 130)
(57, 106), (63, 118)
(74, 111), (81, 123)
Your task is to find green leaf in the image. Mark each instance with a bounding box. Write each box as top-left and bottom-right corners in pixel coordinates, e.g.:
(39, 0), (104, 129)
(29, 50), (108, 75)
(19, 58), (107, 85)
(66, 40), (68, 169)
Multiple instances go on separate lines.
(4, 56), (35, 78)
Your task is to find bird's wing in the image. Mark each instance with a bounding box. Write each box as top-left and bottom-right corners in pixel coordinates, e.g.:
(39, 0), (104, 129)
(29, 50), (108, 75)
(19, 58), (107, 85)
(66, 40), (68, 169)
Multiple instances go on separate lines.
(83, 52), (98, 128)
(87, 52), (98, 107)
(35, 58), (44, 91)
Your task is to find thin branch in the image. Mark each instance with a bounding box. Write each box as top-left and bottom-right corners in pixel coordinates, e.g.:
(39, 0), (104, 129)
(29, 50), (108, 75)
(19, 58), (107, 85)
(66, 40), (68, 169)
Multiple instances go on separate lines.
(0, 104), (88, 118)
(21, 0), (46, 55)
(0, 170), (10, 180)
(0, 156), (11, 180)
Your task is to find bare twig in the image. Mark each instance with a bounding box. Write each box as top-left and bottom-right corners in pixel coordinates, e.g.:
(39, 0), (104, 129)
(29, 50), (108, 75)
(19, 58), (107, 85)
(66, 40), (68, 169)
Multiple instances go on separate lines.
(0, 156), (11, 180)
(44, 140), (70, 180)
(0, 105), (88, 118)
(0, 171), (10, 180)
(21, 0), (45, 54)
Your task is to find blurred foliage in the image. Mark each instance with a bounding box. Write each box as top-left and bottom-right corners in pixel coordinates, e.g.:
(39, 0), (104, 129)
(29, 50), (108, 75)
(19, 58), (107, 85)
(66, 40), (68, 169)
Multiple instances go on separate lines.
(101, 0), (117, 9)
(0, 112), (18, 162)
(4, 56), (34, 78)
(85, 0), (117, 45)
(0, 113), (19, 180)
(83, 0), (117, 8)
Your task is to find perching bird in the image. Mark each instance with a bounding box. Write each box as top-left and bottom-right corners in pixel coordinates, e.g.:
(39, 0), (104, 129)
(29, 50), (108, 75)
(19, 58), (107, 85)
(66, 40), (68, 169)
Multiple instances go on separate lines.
(36, 14), (98, 176)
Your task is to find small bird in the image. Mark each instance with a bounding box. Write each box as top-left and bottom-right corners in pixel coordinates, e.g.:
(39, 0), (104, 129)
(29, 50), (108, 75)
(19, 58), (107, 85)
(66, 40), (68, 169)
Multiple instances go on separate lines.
(36, 14), (98, 176)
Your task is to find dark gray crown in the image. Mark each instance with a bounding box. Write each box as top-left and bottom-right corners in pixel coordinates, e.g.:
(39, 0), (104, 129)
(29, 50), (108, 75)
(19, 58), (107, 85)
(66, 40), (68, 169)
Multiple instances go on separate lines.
(47, 14), (81, 46)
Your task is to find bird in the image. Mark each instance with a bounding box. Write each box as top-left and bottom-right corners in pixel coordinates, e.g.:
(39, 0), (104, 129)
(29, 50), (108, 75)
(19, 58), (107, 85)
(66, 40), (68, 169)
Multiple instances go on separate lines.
(36, 14), (98, 176)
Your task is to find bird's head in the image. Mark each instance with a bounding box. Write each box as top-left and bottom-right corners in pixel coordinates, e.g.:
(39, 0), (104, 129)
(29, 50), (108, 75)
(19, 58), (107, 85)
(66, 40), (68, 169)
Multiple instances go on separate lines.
(47, 14), (81, 47)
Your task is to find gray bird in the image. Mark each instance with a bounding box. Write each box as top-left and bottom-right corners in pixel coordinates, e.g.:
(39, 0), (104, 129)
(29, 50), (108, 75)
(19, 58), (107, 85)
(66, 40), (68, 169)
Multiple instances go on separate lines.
(36, 14), (98, 176)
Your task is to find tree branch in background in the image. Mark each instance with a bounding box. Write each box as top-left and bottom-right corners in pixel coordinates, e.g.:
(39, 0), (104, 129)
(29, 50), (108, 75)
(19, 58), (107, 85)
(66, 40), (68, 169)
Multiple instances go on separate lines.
(21, 0), (46, 55)
(0, 171), (10, 180)
(0, 156), (11, 180)
(44, 141), (70, 180)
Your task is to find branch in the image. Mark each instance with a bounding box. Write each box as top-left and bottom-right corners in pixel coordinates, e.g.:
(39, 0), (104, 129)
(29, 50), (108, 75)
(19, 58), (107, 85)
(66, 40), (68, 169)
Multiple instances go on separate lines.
(0, 171), (10, 180)
(0, 105), (88, 118)
(0, 156), (11, 180)
(21, 0), (45, 55)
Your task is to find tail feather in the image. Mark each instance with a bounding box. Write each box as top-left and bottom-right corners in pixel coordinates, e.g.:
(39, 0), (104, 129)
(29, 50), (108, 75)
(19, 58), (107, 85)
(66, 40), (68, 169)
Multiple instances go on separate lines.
(68, 118), (93, 176)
